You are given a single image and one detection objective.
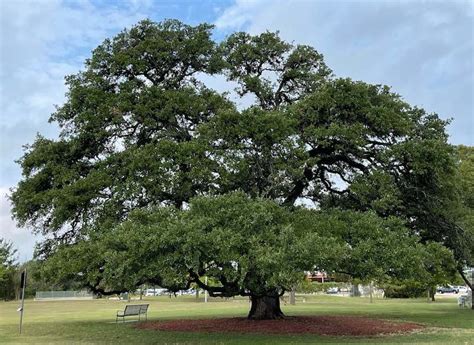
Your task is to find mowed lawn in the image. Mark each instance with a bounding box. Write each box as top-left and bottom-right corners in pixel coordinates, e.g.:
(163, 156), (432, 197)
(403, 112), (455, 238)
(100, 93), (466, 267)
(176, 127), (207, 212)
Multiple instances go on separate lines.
(0, 295), (472, 344)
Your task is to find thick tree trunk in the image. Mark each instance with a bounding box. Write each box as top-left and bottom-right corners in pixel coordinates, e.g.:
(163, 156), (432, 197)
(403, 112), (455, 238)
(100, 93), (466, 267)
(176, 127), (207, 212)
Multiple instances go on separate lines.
(248, 295), (285, 320)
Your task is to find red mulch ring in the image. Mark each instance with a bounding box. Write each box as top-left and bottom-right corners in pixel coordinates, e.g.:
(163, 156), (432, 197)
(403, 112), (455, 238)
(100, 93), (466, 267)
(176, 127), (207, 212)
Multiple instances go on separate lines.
(135, 316), (424, 336)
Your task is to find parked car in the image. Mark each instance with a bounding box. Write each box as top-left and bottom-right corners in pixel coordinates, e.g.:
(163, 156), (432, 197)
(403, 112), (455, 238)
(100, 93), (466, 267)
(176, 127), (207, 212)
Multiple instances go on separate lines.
(145, 288), (167, 296)
(179, 289), (193, 295)
(455, 286), (469, 294)
(437, 286), (459, 294)
(326, 287), (339, 294)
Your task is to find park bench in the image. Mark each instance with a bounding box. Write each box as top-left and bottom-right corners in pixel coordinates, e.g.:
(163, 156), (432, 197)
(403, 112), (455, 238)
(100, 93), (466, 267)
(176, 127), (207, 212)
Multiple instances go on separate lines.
(116, 304), (149, 323)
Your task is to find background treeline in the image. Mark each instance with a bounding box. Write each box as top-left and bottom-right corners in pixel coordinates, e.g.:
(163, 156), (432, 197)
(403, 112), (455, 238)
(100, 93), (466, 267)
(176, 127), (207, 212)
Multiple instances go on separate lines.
(1, 239), (82, 300)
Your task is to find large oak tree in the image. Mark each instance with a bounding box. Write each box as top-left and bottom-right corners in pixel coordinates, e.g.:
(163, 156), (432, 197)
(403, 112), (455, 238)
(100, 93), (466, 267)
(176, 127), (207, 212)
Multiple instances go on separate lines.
(11, 20), (469, 318)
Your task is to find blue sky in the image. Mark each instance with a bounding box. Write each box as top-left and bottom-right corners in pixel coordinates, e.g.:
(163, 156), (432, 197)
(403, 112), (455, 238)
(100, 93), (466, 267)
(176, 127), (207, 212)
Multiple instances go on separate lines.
(0, 0), (472, 261)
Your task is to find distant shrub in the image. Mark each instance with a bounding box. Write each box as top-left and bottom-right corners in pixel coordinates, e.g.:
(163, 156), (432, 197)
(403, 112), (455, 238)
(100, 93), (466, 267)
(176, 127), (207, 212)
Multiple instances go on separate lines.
(382, 282), (426, 298)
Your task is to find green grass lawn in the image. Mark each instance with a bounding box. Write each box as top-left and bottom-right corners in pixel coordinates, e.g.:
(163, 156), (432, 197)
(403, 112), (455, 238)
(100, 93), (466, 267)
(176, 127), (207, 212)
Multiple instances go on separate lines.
(0, 295), (472, 344)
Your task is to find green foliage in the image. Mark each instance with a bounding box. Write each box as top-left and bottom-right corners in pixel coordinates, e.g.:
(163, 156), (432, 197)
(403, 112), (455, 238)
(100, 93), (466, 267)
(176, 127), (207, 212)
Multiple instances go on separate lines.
(456, 146), (474, 267)
(219, 31), (332, 108)
(383, 242), (459, 298)
(42, 193), (337, 296)
(16, 259), (83, 298)
(420, 242), (459, 287)
(9, 19), (468, 299)
(382, 281), (428, 298)
(41, 193), (433, 299)
(0, 239), (17, 301)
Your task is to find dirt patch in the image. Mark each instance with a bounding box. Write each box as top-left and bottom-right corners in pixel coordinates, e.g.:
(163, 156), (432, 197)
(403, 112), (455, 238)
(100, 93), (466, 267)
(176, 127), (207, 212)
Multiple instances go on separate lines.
(136, 316), (424, 336)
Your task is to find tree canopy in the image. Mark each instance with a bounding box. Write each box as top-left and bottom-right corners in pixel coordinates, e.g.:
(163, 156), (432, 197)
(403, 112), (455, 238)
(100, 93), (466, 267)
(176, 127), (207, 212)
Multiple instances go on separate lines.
(10, 19), (470, 318)
(41, 192), (438, 319)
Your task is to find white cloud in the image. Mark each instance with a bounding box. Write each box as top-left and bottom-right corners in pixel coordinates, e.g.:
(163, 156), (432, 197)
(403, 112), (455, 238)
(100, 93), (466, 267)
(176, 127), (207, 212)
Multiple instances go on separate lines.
(0, 189), (40, 263)
(215, 0), (258, 30)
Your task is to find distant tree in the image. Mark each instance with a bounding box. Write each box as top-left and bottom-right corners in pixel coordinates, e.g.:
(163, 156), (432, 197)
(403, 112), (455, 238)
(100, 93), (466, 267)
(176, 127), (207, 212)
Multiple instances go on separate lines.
(10, 19), (470, 318)
(15, 259), (81, 298)
(422, 242), (459, 301)
(0, 238), (18, 301)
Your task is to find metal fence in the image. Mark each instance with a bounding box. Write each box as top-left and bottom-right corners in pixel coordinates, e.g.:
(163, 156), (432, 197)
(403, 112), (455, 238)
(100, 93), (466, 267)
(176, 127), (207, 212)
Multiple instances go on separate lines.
(35, 290), (93, 300)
